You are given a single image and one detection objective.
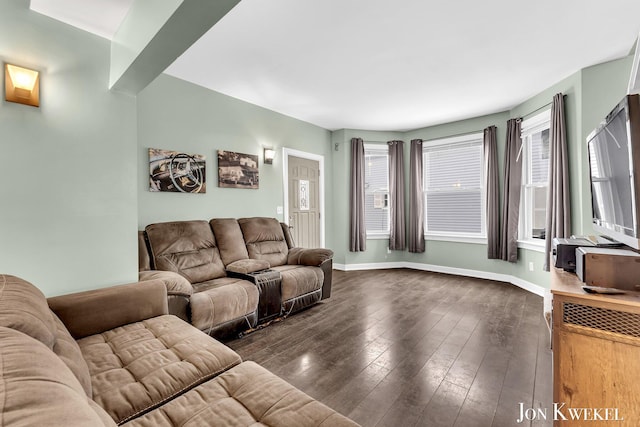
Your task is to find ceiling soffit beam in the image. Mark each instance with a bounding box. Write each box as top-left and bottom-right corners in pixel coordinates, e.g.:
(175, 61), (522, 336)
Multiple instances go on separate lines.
(109, 0), (240, 94)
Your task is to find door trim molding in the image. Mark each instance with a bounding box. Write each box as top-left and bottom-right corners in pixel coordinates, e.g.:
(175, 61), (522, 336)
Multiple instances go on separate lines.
(282, 148), (325, 247)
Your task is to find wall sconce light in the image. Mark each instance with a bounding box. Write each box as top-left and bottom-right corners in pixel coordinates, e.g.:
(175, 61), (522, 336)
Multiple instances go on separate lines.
(264, 147), (275, 165)
(5, 63), (40, 107)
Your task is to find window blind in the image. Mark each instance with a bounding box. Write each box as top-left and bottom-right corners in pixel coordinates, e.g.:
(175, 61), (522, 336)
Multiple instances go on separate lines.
(423, 140), (483, 234)
(530, 128), (550, 184)
(364, 149), (389, 233)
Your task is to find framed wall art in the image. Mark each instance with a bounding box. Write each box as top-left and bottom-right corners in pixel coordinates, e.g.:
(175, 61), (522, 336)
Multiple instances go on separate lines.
(149, 148), (206, 193)
(218, 150), (259, 189)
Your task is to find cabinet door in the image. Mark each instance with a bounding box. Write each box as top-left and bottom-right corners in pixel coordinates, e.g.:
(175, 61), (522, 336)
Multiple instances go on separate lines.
(553, 297), (640, 426)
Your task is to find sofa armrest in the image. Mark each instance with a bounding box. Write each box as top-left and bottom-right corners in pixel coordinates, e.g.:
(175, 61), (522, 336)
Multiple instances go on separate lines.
(47, 280), (169, 339)
(138, 270), (193, 297)
(226, 259), (270, 274)
(287, 247), (334, 266)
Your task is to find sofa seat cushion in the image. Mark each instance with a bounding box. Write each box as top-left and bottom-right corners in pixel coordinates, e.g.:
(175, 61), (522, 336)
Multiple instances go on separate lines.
(271, 265), (324, 302)
(0, 327), (116, 427)
(190, 278), (259, 332)
(77, 315), (242, 424)
(122, 361), (360, 427)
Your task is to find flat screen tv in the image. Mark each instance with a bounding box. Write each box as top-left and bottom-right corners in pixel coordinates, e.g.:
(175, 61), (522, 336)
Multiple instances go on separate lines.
(587, 94), (640, 250)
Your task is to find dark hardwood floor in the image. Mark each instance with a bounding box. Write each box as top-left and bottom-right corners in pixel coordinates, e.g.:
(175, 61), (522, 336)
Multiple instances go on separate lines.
(226, 269), (552, 427)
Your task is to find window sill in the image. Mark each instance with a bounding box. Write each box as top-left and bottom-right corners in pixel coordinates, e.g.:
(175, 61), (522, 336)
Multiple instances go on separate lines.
(517, 240), (546, 253)
(366, 234), (389, 240)
(424, 234), (487, 245)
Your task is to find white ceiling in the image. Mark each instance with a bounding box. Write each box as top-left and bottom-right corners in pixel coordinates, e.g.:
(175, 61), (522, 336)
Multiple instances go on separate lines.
(30, 0), (134, 40)
(30, 0), (640, 131)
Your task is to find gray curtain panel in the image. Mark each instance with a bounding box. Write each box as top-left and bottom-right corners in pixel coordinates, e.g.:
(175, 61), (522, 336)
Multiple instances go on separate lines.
(350, 137), (366, 251)
(544, 93), (571, 270)
(500, 119), (523, 262)
(408, 139), (425, 253)
(484, 126), (500, 259)
(388, 140), (406, 250)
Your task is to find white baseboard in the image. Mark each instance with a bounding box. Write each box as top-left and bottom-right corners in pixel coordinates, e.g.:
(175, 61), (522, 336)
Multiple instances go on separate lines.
(333, 261), (546, 299)
(333, 262), (404, 271)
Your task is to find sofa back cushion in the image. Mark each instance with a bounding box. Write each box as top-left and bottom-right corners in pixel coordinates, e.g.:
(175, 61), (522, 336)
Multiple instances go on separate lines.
(0, 274), (56, 349)
(281, 221), (295, 248)
(145, 220), (226, 283)
(0, 275), (93, 397)
(138, 230), (152, 271)
(239, 217), (289, 267)
(0, 326), (117, 427)
(210, 218), (250, 265)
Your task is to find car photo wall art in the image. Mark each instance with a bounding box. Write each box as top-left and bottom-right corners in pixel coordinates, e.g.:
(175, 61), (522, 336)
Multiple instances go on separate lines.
(217, 150), (259, 189)
(149, 148), (206, 193)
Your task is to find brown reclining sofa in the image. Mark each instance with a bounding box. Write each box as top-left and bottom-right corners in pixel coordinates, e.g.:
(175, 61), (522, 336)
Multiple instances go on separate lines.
(0, 274), (359, 427)
(139, 217), (333, 338)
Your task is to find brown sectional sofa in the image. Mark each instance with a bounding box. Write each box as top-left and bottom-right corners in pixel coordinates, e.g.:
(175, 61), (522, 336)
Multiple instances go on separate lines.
(0, 274), (359, 427)
(139, 217), (333, 338)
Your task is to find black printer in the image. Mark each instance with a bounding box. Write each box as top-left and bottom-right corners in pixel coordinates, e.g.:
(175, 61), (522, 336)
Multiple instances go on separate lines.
(552, 237), (595, 272)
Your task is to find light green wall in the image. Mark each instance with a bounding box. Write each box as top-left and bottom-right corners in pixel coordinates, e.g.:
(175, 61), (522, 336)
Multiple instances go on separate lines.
(401, 112), (553, 284)
(1, 1), (634, 297)
(580, 56), (634, 234)
(331, 57), (633, 290)
(330, 129), (404, 265)
(137, 74), (333, 245)
(511, 72), (584, 242)
(403, 114), (511, 276)
(0, 1), (138, 296)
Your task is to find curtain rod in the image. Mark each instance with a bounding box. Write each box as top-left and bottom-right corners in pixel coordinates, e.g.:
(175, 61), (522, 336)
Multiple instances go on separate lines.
(521, 94), (566, 120)
(361, 94), (566, 143)
(418, 129), (486, 142)
(366, 130), (485, 143)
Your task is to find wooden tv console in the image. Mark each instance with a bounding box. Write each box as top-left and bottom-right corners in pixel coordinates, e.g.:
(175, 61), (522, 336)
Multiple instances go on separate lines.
(551, 267), (640, 426)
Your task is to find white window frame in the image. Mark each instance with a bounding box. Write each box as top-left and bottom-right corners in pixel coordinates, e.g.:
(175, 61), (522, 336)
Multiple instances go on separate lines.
(422, 133), (487, 244)
(518, 110), (551, 252)
(364, 143), (390, 238)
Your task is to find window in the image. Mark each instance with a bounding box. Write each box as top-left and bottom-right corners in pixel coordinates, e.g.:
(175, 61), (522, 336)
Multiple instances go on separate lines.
(364, 144), (389, 236)
(423, 134), (485, 239)
(519, 110), (551, 244)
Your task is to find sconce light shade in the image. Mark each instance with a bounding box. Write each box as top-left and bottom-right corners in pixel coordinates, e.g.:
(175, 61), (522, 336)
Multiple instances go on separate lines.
(5, 63), (40, 107)
(264, 148), (275, 164)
